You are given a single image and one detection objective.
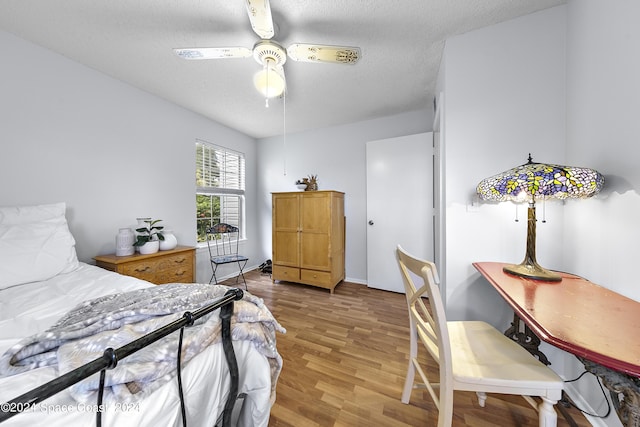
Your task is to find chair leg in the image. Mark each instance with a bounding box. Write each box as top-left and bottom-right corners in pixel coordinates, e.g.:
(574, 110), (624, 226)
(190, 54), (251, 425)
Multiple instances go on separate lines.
(401, 358), (416, 404)
(402, 325), (419, 404)
(235, 260), (248, 290)
(210, 264), (219, 285)
(537, 397), (558, 427)
(476, 392), (487, 407)
(438, 387), (455, 427)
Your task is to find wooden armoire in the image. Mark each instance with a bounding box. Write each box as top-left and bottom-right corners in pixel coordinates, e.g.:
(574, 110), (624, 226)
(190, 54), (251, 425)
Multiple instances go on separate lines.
(271, 190), (345, 293)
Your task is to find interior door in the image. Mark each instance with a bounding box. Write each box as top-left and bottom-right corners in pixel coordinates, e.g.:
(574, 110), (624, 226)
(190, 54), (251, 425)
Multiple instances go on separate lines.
(366, 133), (433, 293)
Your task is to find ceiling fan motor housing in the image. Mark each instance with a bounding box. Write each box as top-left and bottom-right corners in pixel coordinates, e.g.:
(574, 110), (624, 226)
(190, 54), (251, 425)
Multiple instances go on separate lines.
(253, 40), (287, 67)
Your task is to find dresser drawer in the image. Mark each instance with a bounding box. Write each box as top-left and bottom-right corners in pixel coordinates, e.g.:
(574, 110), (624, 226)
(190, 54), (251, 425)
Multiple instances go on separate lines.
(121, 260), (158, 278)
(156, 266), (193, 284)
(155, 253), (193, 272)
(273, 265), (300, 282)
(300, 269), (332, 287)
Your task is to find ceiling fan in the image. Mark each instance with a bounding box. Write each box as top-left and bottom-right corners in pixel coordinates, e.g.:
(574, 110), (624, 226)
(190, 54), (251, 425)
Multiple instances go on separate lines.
(173, 0), (361, 103)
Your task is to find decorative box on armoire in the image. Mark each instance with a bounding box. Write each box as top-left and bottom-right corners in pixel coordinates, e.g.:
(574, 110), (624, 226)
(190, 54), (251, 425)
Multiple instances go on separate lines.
(272, 190), (345, 293)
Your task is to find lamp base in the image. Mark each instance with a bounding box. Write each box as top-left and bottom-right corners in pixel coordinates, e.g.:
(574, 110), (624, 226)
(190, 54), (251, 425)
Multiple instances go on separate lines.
(503, 262), (562, 282)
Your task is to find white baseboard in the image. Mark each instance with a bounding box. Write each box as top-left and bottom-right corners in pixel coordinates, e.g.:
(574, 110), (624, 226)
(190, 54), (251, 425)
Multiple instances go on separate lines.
(344, 276), (367, 285)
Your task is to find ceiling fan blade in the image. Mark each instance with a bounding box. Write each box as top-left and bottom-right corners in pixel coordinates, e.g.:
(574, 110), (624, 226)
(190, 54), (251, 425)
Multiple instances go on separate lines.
(287, 44), (361, 64)
(173, 47), (253, 60)
(245, 0), (275, 40)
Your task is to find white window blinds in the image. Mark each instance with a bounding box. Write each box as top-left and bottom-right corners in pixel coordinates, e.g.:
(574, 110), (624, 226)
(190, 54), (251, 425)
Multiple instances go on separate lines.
(196, 140), (245, 195)
(196, 140), (246, 242)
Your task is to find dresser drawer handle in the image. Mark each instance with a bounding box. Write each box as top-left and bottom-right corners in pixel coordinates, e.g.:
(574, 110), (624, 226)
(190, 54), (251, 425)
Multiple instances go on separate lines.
(173, 258), (186, 264)
(134, 266), (151, 272)
(174, 270), (185, 276)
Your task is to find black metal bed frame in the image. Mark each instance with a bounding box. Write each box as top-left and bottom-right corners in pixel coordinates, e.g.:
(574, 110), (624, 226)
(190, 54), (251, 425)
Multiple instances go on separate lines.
(0, 287), (244, 427)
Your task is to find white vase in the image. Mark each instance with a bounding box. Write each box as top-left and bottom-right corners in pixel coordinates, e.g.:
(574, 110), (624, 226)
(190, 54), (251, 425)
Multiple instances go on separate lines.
(138, 240), (159, 255)
(159, 230), (178, 251)
(115, 228), (135, 256)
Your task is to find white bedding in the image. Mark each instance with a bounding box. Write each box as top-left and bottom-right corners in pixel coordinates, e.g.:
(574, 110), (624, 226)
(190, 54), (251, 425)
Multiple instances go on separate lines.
(0, 263), (276, 426)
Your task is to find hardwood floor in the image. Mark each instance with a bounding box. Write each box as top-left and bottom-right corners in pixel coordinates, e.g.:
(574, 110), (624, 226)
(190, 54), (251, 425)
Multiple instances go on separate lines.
(224, 271), (593, 426)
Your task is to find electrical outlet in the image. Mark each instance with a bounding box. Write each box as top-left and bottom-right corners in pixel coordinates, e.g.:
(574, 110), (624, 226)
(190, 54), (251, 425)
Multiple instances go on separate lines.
(466, 200), (480, 213)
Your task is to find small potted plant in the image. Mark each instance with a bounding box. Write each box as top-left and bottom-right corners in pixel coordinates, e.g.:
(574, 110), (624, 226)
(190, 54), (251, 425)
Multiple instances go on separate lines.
(134, 218), (165, 254)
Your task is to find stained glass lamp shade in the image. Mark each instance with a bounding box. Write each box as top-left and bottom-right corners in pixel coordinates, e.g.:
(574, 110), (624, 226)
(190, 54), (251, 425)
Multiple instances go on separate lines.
(476, 155), (604, 282)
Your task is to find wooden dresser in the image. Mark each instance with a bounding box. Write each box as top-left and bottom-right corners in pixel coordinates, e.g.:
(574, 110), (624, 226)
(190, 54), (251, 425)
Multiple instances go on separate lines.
(272, 190), (345, 293)
(94, 245), (195, 285)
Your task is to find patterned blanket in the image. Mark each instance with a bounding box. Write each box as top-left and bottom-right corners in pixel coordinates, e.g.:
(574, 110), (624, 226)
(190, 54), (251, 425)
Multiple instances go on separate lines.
(0, 283), (285, 404)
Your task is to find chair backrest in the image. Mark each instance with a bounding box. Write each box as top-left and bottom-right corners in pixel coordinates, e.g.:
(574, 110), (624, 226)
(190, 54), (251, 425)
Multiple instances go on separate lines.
(206, 223), (241, 258)
(396, 245), (453, 399)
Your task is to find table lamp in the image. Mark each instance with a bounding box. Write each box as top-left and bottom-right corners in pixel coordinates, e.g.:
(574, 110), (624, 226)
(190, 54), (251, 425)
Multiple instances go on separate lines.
(476, 154), (604, 282)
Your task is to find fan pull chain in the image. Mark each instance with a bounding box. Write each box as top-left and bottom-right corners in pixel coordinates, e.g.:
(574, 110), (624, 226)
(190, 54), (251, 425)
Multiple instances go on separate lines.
(282, 87), (287, 176)
(265, 62), (270, 108)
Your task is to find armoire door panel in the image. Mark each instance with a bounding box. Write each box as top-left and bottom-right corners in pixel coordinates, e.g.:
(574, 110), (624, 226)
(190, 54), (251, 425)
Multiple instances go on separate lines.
(300, 193), (330, 233)
(273, 231), (299, 266)
(273, 193), (300, 230)
(300, 233), (331, 270)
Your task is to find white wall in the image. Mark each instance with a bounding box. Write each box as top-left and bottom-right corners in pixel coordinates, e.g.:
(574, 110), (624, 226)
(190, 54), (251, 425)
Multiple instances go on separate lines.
(441, 6), (567, 326)
(562, 1), (640, 425)
(565, 0), (640, 298)
(256, 109), (432, 283)
(0, 30), (259, 284)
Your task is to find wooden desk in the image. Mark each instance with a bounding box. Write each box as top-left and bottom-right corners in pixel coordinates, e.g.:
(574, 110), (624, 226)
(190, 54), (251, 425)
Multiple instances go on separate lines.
(473, 261), (640, 426)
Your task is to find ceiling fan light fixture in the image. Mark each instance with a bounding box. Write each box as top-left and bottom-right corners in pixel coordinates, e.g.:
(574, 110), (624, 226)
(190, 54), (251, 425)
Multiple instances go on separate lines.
(173, 0), (362, 102)
(253, 58), (286, 99)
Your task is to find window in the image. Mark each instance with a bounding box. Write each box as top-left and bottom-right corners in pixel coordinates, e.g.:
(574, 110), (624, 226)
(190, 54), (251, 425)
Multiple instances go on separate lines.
(196, 140), (245, 243)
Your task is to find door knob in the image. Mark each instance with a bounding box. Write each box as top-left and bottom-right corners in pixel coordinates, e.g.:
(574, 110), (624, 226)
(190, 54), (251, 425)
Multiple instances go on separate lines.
(368, 220), (374, 225)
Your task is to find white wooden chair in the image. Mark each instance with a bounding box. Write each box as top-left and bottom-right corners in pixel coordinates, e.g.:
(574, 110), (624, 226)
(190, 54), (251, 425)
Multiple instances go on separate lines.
(396, 245), (563, 427)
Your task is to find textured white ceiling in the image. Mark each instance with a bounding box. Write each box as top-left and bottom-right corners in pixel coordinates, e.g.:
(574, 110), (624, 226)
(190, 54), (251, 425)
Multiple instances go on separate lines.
(0, 0), (565, 138)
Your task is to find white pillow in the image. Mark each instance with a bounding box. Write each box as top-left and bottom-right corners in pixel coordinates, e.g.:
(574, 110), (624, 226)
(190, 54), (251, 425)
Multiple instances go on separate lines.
(0, 202), (79, 289)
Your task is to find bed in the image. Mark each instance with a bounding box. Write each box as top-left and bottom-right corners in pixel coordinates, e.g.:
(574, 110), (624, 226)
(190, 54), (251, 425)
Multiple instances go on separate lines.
(0, 203), (283, 426)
